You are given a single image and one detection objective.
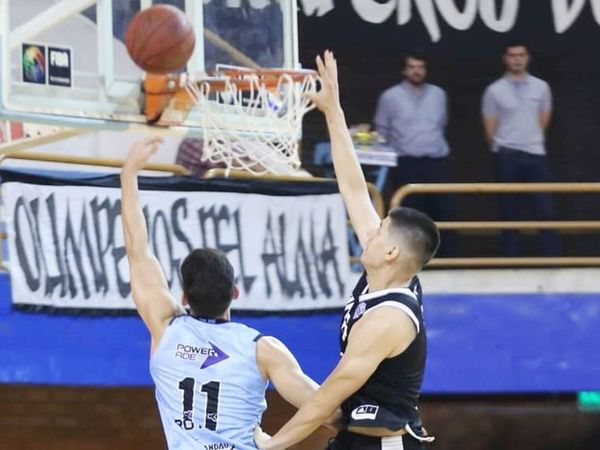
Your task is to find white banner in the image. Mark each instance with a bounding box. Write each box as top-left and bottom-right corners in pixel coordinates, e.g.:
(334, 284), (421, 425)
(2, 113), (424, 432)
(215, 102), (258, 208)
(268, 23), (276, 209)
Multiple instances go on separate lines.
(2, 182), (351, 312)
(300, 0), (598, 42)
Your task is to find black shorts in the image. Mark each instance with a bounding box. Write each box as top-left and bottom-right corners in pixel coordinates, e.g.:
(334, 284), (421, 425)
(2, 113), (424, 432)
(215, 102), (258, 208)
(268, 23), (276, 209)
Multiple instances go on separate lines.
(325, 431), (426, 450)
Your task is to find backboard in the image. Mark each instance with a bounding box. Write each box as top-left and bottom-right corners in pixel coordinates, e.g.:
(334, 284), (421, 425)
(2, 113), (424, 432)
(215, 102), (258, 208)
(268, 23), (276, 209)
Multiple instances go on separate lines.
(0, 0), (299, 133)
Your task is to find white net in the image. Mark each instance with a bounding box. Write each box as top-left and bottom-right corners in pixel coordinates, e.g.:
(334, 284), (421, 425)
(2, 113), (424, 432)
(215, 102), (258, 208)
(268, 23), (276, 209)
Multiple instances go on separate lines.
(184, 68), (318, 175)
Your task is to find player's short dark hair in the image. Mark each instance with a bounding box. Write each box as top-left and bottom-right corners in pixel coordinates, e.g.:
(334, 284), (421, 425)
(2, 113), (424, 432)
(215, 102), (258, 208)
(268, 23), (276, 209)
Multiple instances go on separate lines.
(504, 38), (529, 53)
(388, 207), (440, 269)
(403, 49), (427, 68)
(180, 248), (235, 317)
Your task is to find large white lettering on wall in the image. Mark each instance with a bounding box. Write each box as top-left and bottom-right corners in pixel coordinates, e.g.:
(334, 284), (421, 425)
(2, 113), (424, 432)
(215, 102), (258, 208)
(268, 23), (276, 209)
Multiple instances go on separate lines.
(300, 0), (335, 16)
(299, 0), (600, 42)
(551, 0), (600, 32)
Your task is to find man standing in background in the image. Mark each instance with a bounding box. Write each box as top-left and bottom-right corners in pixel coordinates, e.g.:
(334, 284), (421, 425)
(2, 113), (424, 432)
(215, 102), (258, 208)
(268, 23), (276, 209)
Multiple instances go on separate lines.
(374, 51), (458, 256)
(482, 40), (561, 256)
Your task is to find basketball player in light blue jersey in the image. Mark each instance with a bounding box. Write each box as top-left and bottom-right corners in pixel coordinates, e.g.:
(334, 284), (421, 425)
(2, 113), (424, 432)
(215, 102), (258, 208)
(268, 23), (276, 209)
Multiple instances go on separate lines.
(120, 138), (333, 450)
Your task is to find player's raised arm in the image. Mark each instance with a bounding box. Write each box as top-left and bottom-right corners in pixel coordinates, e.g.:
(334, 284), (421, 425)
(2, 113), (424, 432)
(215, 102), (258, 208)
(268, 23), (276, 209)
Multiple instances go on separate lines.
(120, 137), (184, 352)
(306, 50), (381, 248)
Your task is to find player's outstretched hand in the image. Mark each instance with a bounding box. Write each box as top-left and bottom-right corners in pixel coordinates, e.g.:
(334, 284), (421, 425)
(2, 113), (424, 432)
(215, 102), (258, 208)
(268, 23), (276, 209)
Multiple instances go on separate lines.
(305, 50), (340, 114)
(254, 425), (276, 449)
(123, 136), (164, 172)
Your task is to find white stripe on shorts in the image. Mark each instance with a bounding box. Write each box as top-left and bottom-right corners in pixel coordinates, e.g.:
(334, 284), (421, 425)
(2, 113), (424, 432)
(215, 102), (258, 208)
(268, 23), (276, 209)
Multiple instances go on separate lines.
(381, 435), (404, 450)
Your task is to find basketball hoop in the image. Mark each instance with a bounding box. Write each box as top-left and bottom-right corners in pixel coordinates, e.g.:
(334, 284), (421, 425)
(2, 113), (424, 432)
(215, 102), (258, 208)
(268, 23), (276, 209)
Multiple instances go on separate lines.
(185, 66), (318, 175)
(143, 67), (319, 176)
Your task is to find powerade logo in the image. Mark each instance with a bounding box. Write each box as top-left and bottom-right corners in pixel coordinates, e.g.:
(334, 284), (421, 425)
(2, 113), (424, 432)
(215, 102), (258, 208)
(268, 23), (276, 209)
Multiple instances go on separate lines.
(22, 44), (46, 84)
(175, 342), (229, 369)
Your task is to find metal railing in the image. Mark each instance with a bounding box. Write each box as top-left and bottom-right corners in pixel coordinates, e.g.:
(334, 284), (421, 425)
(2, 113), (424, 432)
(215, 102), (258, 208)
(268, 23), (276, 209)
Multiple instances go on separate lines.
(0, 129), (89, 153)
(4, 156), (595, 270)
(0, 151), (191, 175)
(391, 182), (600, 268)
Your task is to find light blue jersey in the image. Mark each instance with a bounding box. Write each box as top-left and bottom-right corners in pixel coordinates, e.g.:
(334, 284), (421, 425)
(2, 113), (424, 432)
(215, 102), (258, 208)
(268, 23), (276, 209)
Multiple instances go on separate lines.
(150, 315), (268, 450)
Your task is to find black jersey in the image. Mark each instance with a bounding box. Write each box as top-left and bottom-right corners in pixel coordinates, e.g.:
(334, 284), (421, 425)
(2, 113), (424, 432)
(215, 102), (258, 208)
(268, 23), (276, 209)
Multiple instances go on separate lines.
(339, 272), (430, 438)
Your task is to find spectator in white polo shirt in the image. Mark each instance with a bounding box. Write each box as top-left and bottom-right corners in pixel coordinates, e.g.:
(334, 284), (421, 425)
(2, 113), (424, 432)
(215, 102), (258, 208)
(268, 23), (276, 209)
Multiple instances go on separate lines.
(482, 40), (561, 257)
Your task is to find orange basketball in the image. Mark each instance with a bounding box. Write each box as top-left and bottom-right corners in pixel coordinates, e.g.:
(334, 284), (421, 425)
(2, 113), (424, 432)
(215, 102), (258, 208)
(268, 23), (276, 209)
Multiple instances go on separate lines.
(125, 4), (195, 74)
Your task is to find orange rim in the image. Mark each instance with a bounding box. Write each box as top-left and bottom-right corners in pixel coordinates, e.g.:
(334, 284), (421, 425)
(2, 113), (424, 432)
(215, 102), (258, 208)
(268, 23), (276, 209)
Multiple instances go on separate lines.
(209, 67), (318, 91)
(218, 67), (317, 79)
(197, 77), (302, 92)
(144, 69), (317, 93)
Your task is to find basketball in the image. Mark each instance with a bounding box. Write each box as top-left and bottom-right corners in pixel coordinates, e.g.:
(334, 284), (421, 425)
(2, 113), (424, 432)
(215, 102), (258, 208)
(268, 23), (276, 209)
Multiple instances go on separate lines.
(125, 4), (195, 74)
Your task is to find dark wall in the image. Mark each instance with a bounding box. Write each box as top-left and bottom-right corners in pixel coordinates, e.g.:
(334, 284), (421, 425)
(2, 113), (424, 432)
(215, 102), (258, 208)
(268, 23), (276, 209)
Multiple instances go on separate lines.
(1, 385), (599, 450)
(298, 2), (600, 224)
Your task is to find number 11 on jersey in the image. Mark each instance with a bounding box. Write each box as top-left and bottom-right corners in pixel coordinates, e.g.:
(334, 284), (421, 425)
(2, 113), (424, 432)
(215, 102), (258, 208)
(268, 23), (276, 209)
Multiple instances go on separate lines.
(175, 378), (221, 431)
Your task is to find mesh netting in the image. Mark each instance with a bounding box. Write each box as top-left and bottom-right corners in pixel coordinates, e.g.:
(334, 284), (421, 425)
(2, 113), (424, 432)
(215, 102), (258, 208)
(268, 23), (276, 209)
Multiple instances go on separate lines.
(184, 69), (318, 175)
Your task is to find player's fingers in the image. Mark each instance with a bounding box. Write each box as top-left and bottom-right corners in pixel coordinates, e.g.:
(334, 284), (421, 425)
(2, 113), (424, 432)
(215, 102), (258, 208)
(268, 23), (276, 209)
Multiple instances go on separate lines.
(303, 91), (316, 102)
(325, 50), (338, 77)
(137, 138), (159, 153)
(327, 50), (335, 66)
(324, 50), (332, 70)
(141, 136), (158, 145)
(305, 91), (325, 106)
(318, 54), (331, 82)
(315, 54), (326, 76)
(144, 138), (163, 156)
(148, 136), (164, 146)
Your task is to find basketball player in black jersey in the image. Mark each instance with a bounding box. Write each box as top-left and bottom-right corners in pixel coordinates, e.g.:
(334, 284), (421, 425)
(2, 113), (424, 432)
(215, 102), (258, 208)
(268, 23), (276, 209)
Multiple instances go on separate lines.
(255, 51), (440, 450)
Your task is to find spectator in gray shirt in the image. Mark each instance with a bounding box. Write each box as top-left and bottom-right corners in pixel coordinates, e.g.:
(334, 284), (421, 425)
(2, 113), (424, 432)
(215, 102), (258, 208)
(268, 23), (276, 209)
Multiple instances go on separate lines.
(482, 40), (561, 256)
(374, 50), (458, 256)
